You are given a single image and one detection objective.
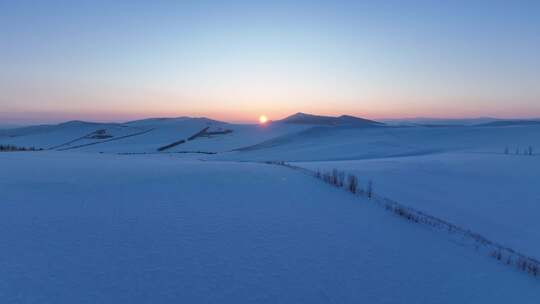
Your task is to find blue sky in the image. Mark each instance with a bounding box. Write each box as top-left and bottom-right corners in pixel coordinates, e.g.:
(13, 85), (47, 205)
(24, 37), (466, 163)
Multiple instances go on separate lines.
(1, 0), (539, 123)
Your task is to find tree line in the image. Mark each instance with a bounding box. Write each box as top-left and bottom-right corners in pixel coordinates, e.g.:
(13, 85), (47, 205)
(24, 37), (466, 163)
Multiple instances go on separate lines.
(0, 145), (43, 152)
(505, 146), (534, 155)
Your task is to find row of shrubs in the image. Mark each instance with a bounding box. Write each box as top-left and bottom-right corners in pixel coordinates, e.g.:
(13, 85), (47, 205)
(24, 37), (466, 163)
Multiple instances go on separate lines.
(491, 250), (539, 276)
(157, 126), (231, 152)
(157, 139), (186, 151)
(265, 160), (540, 278)
(505, 146), (534, 155)
(0, 145), (43, 152)
(384, 196), (540, 277)
(315, 168), (372, 198)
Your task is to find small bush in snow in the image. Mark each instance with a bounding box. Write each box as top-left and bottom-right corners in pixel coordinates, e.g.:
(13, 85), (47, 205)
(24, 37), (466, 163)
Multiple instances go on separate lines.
(347, 174), (358, 194)
(332, 169), (339, 186)
(366, 180), (373, 199)
(321, 169), (345, 187)
(491, 250), (502, 261)
(337, 171), (345, 187)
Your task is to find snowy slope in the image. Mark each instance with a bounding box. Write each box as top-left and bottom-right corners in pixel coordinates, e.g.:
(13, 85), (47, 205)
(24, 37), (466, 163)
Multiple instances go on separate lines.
(78, 120), (313, 154)
(77, 117), (223, 153)
(0, 121), (146, 150)
(216, 124), (540, 161)
(2, 114), (384, 154)
(381, 117), (501, 126)
(296, 152), (540, 257)
(1, 151), (538, 303)
(0, 117), (315, 154)
(168, 122), (312, 153)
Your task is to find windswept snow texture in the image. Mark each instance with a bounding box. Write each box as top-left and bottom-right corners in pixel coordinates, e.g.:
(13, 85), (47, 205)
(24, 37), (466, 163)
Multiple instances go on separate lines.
(1, 152), (539, 303)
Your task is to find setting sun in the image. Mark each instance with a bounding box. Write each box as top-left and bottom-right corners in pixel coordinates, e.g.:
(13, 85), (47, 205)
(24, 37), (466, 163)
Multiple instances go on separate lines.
(259, 115), (268, 124)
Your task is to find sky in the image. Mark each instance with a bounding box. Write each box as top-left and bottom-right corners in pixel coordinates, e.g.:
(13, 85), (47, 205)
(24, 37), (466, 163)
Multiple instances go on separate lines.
(1, 0), (539, 124)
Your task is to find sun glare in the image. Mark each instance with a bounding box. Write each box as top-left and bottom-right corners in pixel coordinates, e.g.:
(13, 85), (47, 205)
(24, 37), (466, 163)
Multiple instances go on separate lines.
(259, 115), (268, 124)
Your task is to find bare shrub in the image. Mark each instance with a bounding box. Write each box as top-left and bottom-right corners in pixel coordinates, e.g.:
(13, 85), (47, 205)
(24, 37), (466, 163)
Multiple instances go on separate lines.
(347, 174), (358, 194)
(366, 180), (373, 199)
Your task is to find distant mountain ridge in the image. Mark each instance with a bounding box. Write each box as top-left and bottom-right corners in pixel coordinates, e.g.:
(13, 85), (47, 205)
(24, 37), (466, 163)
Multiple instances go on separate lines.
(382, 117), (540, 127)
(125, 117), (226, 127)
(381, 117), (501, 126)
(279, 112), (383, 127)
(478, 120), (540, 127)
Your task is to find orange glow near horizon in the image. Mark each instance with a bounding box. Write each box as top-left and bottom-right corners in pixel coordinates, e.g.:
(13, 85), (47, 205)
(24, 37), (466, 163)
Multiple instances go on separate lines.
(4, 102), (540, 125)
(259, 115), (268, 124)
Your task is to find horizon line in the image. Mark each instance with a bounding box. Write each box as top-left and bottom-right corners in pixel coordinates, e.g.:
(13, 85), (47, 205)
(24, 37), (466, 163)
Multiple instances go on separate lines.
(2, 111), (540, 127)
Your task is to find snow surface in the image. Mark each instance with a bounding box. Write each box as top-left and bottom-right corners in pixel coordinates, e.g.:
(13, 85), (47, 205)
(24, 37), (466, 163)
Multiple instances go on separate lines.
(216, 124), (540, 161)
(1, 151), (539, 303)
(78, 118), (217, 153)
(0, 121), (144, 150)
(0, 118), (312, 154)
(2, 117), (540, 302)
(168, 122), (311, 153)
(296, 152), (540, 257)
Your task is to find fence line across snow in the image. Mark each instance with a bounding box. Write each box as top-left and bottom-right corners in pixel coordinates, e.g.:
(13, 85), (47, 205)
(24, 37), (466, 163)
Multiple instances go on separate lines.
(263, 160), (540, 278)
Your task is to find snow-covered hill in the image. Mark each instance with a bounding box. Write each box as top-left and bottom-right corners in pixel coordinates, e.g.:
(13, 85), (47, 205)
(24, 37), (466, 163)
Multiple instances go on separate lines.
(279, 112), (383, 126)
(0, 117), (314, 153)
(215, 123), (540, 162)
(0, 120), (146, 150)
(381, 117), (502, 126)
